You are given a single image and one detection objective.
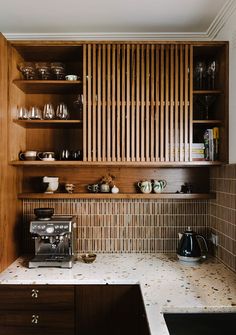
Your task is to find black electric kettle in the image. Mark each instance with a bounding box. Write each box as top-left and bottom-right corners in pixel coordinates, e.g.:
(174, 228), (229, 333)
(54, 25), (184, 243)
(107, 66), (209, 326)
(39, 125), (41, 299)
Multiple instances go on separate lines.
(177, 227), (208, 262)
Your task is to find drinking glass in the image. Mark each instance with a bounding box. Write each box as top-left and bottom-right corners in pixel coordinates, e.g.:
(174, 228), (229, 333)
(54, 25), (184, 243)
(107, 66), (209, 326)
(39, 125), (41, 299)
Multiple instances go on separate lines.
(35, 62), (51, 80)
(43, 103), (55, 119)
(194, 61), (206, 89)
(73, 94), (83, 119)
(51, 62), (65, 80)
(28, 106), (42, 119)
(17, 106), (28, 119)
(17, 62), (36, 80)
(56, 103), (69, 119)
(197, 95), (216, 120)
(207, 60), (218, 89)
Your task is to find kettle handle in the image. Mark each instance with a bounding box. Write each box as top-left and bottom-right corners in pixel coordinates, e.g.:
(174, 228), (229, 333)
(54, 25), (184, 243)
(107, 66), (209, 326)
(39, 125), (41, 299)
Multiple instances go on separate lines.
(197, 235), (208, 258)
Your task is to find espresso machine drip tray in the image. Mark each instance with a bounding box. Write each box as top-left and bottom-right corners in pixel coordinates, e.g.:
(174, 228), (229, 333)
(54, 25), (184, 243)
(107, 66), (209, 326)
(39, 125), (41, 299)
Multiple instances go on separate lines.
(29, 255), (74, 269)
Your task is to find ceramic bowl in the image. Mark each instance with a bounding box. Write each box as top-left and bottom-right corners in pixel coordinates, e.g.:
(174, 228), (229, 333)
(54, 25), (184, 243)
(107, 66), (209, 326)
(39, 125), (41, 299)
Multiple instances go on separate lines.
(81, 253), (97, 263)
(65, 74), (78, 81)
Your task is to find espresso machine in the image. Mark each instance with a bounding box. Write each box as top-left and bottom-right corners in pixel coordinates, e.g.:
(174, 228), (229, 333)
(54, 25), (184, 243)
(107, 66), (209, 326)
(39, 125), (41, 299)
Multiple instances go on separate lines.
(29, 215), (77, 269)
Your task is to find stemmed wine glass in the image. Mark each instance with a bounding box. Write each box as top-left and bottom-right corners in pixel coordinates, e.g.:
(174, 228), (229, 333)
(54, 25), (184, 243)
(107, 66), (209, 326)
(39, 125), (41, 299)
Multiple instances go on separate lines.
(197, 95), (216, 120)
(17, 62), (36, 80)
(35, 62), (51, 80)
(194, 61), (206, 89)
(73, 94), (83, 119)
(51, 62), (65, 80)
(207, 60), (217, 89)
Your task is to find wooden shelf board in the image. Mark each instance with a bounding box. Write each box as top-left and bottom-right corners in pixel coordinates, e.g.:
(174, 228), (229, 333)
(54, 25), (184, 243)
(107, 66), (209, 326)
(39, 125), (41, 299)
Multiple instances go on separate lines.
(13, 119), (82, 128)
(10, 160), (224, 167)
(193, 120), (222, 124)
(17, 193), (216, 200)
(13, 80), (82, 93)
(193, 90), (223, 94)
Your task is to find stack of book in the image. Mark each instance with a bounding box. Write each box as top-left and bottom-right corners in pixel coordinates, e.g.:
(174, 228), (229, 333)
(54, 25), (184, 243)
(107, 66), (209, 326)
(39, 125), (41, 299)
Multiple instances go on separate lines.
(203, 127), (219, 161)
(192, 143), (205, 160)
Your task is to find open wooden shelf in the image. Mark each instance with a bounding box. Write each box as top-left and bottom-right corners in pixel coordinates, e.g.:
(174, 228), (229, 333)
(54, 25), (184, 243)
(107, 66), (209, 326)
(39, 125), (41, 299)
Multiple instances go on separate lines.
(17, 193), (216, 200)
(192, 120), (222, 124)
(13, 79), (82, 94)
(193, 90), (223, 94)
(13, 119), (82, 128)
(10, 160), (224, 167)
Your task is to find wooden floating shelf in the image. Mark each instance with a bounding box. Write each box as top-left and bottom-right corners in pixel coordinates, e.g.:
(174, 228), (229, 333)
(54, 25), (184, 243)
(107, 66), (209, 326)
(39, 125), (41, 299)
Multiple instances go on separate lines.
(17, 193), (216, 200)
(10, 160), (224, 167)
(13, 119), (83, 128)
(13, 80), (82, 94)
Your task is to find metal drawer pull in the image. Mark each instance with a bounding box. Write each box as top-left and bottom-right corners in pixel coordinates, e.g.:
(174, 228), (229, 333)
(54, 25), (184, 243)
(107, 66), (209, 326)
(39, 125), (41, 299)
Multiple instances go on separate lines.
(31, 289), (39, 298)
(31, 314), (39, 324)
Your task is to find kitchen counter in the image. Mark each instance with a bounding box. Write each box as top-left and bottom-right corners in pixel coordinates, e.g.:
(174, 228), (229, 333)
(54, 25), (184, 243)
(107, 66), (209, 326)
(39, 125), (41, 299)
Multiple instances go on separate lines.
(0, 253), (236, 335)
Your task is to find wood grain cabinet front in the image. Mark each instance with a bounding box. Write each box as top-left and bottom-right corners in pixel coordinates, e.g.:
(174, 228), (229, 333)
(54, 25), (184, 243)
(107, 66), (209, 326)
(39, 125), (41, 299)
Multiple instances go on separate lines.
(0, 310), (74, 335)
(0, 285), (75, 310)
(0, 285), (75, 335)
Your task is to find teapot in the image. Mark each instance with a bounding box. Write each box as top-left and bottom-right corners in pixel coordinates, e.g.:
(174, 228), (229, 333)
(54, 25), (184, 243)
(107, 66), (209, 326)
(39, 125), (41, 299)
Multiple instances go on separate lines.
(177, 227), (208, 262)
(152, 179), (167, 193)
(137, 181), (152, 194)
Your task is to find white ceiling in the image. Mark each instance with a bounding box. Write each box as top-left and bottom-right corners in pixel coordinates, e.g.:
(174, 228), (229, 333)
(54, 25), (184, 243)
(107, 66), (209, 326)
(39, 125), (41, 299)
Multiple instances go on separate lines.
(0, 0), (235, 40)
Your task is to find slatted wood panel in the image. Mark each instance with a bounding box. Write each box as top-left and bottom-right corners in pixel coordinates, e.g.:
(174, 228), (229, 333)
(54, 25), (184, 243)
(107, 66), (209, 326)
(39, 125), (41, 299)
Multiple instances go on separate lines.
(83, 43), (192, 162)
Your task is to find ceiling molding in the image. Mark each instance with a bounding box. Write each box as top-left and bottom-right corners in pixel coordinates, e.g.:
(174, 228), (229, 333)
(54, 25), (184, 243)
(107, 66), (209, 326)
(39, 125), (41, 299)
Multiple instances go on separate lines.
(3, 31), (210, 41)
(3, 0), (235, 41)
(207, 0), (236, 39)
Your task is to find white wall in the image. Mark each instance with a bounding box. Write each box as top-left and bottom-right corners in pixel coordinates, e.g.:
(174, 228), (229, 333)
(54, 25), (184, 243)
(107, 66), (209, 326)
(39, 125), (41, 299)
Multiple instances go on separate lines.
(215, 10), (236, 163)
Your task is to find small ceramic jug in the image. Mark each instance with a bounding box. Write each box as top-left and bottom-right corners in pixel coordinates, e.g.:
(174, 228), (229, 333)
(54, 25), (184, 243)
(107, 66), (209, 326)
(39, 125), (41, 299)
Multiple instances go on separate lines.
(152, 179), (167, 193)
(137, 181), (152, 194)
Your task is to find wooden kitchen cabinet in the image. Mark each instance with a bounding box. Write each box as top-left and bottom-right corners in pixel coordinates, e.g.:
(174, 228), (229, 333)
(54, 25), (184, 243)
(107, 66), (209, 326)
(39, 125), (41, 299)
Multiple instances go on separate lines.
(4, 40), (227, 198)
(0, 285), (75, 335)
(0, 284), (150, 335)
(8, 40), (228, 166)
(76, 284), (151, 335)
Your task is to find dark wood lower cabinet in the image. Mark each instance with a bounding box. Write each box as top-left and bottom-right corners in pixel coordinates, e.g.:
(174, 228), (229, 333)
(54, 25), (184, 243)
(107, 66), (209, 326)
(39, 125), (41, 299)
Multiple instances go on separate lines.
(0, 310), (74, 335)
(76, 285), (150, 335)
(0, 284), (150, 335)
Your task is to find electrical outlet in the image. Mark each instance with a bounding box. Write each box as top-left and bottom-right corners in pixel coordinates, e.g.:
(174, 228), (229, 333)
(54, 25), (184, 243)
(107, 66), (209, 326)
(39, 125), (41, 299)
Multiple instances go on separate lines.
(210, 233), (219, 246)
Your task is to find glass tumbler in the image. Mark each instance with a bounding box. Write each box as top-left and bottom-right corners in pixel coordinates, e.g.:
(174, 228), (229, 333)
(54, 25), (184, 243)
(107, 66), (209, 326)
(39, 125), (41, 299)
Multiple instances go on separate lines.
(43, 103), (55, 119)
(56, 103), (69, 119)
(17, 106), (28, 119)
(28, 106), (42, 119)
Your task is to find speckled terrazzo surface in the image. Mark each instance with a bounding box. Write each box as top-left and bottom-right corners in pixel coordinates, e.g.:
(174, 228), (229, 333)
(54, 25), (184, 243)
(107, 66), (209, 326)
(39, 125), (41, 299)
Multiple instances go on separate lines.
(0, 253), (236, 335)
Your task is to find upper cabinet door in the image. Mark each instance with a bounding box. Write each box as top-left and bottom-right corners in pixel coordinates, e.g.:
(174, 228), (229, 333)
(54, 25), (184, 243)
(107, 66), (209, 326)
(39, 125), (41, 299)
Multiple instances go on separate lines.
(83, 43), (193, 163)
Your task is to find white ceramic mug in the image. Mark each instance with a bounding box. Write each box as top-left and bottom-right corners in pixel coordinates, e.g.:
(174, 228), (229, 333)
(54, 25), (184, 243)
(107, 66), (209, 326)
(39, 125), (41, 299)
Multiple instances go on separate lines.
(19, 150), (37, 161)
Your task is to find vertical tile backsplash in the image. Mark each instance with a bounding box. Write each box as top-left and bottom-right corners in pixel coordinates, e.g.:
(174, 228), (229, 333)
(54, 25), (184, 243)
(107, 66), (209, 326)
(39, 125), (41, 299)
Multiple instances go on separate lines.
(210, 165), (236, 272)
(23, 199), (208, 254)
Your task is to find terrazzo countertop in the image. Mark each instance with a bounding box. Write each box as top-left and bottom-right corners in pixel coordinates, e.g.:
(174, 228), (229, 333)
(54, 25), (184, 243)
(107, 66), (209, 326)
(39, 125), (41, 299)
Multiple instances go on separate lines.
(0, 253), (236, 335)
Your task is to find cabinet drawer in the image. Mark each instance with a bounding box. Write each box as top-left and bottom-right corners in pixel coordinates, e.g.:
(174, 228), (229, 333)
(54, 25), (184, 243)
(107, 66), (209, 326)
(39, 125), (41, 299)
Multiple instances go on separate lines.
(0, 310), (74, 335)
(0, 285), (74, 310)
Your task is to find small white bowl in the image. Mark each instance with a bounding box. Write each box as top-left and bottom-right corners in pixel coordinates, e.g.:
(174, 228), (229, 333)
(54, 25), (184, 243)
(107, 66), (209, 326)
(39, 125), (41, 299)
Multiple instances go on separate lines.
(65, 75), (78, 81)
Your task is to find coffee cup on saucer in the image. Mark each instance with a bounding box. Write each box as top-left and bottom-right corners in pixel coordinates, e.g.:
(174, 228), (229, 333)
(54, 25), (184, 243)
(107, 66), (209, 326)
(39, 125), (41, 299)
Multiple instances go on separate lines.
(37, 151), (55, 161)
(19, 150), (37, 161)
